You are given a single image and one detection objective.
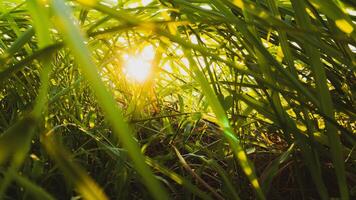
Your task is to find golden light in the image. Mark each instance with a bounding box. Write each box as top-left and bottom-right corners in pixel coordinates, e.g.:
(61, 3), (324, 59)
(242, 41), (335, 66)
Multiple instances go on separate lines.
(122, 45), (155, 83)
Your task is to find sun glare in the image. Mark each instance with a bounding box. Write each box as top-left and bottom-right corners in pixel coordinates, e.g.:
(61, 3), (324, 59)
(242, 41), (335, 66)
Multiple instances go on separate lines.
(122, 45), (155, 83)
(141, 0), (153, 6)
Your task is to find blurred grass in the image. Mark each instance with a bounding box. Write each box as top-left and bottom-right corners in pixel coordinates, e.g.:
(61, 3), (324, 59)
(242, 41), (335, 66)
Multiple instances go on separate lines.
(0, 0), (355, 199)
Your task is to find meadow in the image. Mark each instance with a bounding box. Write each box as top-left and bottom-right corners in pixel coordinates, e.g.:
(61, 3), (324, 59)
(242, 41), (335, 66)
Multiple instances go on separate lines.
(0, 0), (355, 199)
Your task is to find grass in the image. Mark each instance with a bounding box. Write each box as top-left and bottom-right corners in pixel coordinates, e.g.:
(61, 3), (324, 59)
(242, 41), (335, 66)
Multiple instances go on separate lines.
(0, 0), (355, 199)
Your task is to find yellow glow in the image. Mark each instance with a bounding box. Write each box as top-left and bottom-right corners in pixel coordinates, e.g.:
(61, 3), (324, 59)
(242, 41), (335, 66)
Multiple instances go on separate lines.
(252, 179), (260, 188)
(123, 57), (151, 82)
(76, 0), (97, 6)
(244, 167), (252, 175)
(233, 0), (244, 8)
(335, 19), (354, 34)
(237, 151), (247, 161)
(122, 45), (155, 83)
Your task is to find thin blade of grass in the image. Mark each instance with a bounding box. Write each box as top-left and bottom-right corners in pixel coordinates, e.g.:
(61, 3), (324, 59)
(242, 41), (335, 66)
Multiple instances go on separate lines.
(42, 134), (108, 200)
(291, 0), (348, 199)
(49, 0), (169, 199)
(183, 49), (265, 199)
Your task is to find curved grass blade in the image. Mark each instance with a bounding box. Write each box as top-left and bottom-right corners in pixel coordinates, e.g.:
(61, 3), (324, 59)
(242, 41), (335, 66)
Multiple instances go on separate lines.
(0, 27), (34, 64)
(42, 134), (108, 200)
(260, 143), (295, 194)
(49, 0), (169, 199)
(0, 115), (37, 197)
(6, 170), (55, 200)
(291, 0), (349, 199)
(0, 1), (54, 196)
(145, 157), (214, 200)
(183, 49), (265, 199)
(308, 0), (355, 39)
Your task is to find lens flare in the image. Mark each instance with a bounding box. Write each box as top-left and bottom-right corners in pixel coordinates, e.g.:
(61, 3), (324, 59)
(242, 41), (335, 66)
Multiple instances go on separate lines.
(122, 45), (155, 83)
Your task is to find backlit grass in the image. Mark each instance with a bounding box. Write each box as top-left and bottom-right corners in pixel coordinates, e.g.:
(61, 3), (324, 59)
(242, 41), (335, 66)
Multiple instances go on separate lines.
(0, 0), (355, 199)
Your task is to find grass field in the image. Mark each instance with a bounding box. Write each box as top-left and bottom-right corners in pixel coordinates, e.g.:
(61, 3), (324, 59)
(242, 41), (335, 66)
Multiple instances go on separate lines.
(0, 0), (355, 199)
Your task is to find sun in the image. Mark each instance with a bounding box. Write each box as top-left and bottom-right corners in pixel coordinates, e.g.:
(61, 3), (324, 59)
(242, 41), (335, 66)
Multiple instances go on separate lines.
(123, 55), (151, 83)
(122, 45), (155, 83)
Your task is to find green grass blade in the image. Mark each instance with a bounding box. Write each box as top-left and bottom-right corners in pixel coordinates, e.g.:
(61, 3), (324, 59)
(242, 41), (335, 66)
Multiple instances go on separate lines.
(291, 0), (349, 199)
(183, 49), (265, 199)
(42, 135), (108, 200)
(308, 0), (355, 39)
(7, 170), (55, 200)
(49, 0), (169, 199)
(0, 27), (34, 63)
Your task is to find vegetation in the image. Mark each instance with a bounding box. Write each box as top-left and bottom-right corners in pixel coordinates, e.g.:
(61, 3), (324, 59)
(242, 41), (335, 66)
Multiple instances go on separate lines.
(0, 0), (355, 199)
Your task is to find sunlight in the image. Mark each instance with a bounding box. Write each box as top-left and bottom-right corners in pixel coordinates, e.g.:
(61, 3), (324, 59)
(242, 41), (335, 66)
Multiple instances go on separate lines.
(124, 0), (153, 8)
(122, 45), (155, 83)
(123, 56), (151, 83)
(141, 0), (153, 6)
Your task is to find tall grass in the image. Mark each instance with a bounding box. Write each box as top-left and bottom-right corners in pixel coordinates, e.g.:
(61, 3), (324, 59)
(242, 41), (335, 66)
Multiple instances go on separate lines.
(0, 0), (355, 199)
